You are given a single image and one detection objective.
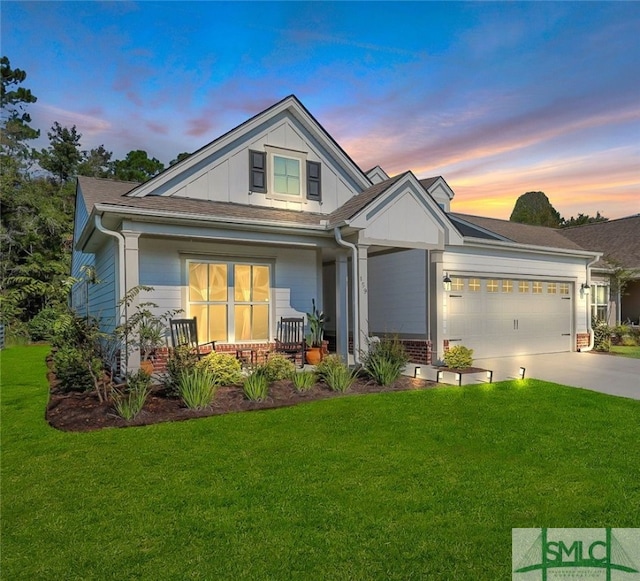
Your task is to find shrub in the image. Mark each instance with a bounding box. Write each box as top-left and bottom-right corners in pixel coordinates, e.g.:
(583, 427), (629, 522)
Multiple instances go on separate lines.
(27, 307), (62, 342)
(53, 346), (101, 392)
(362, 336), (409, 386)
(291, 370), (316, 392)
(178, 367), (218, 410)
(315, 354), (346, 382)
(620, 335), (637, 347)
(259, 353), (295, 382)
(243, 370), (269, 401)
(443, 345), (474, 369)
(164, 346), (199, 395)
(196, 352), (243, 386)
(323, 363), (358, 393)
(112, 370), (151, 420)
(593, 320), (611, 352)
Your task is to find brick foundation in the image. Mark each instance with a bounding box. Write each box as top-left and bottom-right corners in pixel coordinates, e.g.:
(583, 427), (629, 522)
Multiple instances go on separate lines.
(576, 332), (590, 351)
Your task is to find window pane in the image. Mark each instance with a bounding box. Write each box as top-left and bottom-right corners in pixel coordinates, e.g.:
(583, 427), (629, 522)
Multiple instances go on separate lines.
(532, 282), (542, 294)
(235, 305), (251, 341)
(190, 304), (208, 343)
(286, 157), (299, 177)
(502, 280), (513, 293)
(518, 281), (529, 293)
(209, 305), (227, 342)
(189, 263), (209, 301)
(253, 305), (269, 340)
(253, 266), (269, 302)
(274, 156), (286, 175)
(547, 283), (557, 294)
(286, 176), (300, 195)
(451, 278), (464, 291)
(596, 286), (607, 304)
(209, 264), (227, 301)
(235, 265), (252, 302)
(469, 278), (480, 292)
(274, 175), (288, 193)
(487, 279), (498, 293)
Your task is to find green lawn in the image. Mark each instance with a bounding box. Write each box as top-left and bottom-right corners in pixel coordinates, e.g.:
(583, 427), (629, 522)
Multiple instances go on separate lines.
(611, 345), (640, 359)
(2, 346), (639, 580)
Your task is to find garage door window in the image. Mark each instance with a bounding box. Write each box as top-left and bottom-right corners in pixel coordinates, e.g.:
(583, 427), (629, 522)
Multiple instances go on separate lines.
(518, 281), (530, 293)
(502, 280), (513, 293)
(486, 280), (499, 293)
(451, 277), (464, 291)
(559, 283), (570, 295)
(469, 278), (481, 292)
(547, 283), (557, 294)
(532, 282), (543, 294)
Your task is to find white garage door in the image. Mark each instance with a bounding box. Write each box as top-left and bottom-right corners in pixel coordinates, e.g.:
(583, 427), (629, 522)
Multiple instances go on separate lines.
(447, 277), (572, 359)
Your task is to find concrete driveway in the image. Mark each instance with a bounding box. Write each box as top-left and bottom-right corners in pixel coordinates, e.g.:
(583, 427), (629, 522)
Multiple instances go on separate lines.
(409, 351), (640, 399)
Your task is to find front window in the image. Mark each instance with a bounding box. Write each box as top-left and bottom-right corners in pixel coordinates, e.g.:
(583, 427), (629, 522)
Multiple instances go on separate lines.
(273, 155), (300, 196)
(188, 261), (270, 343)
(591, 284), (609, 321)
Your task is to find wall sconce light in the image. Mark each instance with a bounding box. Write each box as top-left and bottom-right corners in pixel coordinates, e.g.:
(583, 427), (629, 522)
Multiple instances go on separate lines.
(443, 273), (452, 292)
(581, 283), (590, 295)
(518, 367), (526, 380)
(414, 366), (421, 378)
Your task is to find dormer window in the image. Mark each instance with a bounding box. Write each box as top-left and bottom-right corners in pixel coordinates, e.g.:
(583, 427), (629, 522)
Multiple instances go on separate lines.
(250, 146), (321, 203)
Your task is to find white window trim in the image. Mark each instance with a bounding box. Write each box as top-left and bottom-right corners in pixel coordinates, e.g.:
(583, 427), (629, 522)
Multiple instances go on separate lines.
(265, 145), (308, 203)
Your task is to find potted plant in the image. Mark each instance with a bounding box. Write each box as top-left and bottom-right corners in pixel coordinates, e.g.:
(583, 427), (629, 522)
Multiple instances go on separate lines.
(305, 299), (325, 365)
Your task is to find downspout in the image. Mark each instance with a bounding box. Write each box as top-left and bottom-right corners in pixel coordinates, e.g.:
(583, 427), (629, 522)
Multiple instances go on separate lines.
(334, 227), (360, 364)
(579, 255), (601, 352)
(94, 215), (128, 364)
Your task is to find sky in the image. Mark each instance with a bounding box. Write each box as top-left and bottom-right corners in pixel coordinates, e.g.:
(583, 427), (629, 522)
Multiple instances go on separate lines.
(3, 1), (639, 220)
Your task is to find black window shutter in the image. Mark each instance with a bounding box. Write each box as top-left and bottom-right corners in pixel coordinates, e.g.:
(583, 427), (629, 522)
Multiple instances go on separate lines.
(306, 161), (321, 201)
(249, 150), (266, 193)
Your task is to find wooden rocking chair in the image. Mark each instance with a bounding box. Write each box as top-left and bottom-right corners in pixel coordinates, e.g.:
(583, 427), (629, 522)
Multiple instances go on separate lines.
(274, 317), (306, 368)
(169, 317), (215, 360)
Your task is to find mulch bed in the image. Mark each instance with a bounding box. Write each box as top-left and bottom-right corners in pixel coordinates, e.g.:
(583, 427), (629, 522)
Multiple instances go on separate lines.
(46, 370), (438, 433)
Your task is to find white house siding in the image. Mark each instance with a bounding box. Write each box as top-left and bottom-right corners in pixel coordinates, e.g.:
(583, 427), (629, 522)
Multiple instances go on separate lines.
(442, 245), (590, 359)
(368, 250), (427, 336)
(137, 237), (318, 342)
(162, 113), (361, 214)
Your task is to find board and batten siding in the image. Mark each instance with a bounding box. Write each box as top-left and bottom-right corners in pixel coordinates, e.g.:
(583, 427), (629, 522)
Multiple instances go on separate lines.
(137, 237), (319, 341)
(368, 250), (427, 336)
(160, 113), (361, 214)
(90, 239), (118, 334)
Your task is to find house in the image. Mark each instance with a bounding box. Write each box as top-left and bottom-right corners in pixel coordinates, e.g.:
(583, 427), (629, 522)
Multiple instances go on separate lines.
(71, 95), (601, 370)
(561, 215), (640, 325)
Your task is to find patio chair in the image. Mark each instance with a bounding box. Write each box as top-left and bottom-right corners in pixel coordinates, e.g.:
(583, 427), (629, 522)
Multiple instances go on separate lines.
(169, 317), (215, 360)
(274, 317), (306, 368)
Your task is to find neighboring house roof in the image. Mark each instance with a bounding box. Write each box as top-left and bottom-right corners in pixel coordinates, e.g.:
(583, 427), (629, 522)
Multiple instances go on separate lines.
(419, 177), (440, 190)
(450, 212), (586, 251)
(561, 215), (640, 271)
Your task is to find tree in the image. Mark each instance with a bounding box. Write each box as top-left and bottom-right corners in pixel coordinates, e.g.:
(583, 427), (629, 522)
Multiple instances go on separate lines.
(113, 149), (164, 182)
(561, 212), (608, 228)
(509, 191), (562, 228)
(0, 56), (40, 161)
(38, 122), (83, 184)
(77, 145), (114, 178)
(170, 151), (190, 166)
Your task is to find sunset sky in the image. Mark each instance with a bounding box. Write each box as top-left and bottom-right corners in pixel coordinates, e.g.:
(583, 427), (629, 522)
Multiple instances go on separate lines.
(3, 1), (639, 220)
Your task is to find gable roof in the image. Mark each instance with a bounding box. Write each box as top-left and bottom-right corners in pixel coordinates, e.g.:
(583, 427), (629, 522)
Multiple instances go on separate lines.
(561, 215), (640, 270)
(125, 94), (372, 199)
(451, 212), (586, 251)
(328, 173), (405, 226)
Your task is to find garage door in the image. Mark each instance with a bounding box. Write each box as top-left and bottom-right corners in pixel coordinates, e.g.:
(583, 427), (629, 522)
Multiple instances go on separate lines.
(446, 277), (572, 359)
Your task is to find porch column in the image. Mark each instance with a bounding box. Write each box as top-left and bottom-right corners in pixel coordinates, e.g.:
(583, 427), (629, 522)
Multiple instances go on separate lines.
(335, 252), (349, 361)
(430, 250), (445, 364)
(357, 244), (369, 358)
(122, 231), (141, 370)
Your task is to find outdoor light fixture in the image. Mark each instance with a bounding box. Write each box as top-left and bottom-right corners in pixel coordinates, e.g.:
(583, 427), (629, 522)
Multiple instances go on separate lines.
(414, 366), (421, 378)
(454, 372), (462, 386)
(443, 273), (452, 291)
(581, 282), (591, 295)
(437, 370), (444, 383)
(486, 370), (493, 383)
(518, 367), (526, 380)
